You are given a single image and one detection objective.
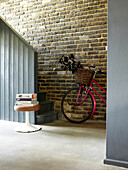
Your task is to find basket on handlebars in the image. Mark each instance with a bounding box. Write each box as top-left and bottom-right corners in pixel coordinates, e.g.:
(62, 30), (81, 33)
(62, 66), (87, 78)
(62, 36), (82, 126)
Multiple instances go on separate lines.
(75, 69), (94, 85)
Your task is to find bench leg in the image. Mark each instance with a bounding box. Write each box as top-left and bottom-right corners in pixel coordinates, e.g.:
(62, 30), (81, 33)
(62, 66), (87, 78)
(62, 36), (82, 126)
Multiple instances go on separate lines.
(26, 111), (30, 125)
(15, 111), (42, 133)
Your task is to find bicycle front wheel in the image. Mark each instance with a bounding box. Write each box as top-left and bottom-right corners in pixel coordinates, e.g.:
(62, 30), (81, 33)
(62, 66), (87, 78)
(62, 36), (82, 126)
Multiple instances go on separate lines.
(61, 87), (94, 124)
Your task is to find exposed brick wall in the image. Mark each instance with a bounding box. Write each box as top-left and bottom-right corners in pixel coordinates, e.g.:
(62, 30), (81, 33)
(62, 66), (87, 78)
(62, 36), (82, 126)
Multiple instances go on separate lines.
(0, 0), (107, 121)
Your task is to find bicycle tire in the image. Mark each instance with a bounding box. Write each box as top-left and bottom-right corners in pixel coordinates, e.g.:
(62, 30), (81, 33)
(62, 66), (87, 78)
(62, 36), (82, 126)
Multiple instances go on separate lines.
(61, 87), (94, 124)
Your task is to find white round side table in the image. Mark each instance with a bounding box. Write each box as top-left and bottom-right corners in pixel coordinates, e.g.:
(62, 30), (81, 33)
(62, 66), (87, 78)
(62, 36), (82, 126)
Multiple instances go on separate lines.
(14, 104), (42, 133)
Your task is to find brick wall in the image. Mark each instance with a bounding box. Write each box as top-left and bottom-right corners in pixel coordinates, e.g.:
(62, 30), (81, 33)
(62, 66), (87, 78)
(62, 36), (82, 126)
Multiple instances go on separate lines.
(0, 0), (107, 120)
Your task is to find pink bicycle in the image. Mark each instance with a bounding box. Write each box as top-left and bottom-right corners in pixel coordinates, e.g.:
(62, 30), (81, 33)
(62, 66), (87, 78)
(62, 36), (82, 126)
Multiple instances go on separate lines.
(61, 66), (107, 124)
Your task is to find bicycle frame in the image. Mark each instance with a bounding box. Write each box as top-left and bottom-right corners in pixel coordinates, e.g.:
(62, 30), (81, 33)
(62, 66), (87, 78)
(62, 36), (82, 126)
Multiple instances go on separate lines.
(90, 79), (107, 104)
(76, 78), (107, 118)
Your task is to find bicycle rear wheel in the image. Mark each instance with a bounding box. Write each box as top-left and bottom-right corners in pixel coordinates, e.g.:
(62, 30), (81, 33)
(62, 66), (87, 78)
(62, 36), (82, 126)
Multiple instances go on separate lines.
(61, 87), (94, 124)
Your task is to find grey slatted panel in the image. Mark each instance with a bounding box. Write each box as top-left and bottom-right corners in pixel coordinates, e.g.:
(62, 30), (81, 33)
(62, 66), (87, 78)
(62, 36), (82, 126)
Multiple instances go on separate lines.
(28, 49), (35, 124)
(18, 40), (24, 122)
(23, 45), (29, 93)
(0, 19), (36, 123)
(28, 49), (35, 93)
(34, 52), (38, 93)
(34, 52), (38, 124)
(13, 35), (19, 122)
(4, 25), (9, 120)
(9, 31), (14, 121)
(23, 45), (29, 123)
(0, 22), (5, 120)
(0, 21), (2, 119)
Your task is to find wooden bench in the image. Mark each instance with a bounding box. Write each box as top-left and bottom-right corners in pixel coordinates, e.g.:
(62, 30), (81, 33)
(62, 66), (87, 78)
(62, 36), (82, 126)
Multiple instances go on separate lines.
(14, 104), (42, 133)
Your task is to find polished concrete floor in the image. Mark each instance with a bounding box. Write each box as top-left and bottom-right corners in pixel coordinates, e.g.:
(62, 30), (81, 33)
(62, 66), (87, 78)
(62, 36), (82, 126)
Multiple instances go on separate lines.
(0, 119), (126, 170)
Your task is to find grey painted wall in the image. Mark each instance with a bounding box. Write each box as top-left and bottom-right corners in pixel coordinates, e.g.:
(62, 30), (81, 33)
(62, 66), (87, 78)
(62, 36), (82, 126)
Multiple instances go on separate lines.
(104, 0), (128, 168)
(0, 18), (37, 124)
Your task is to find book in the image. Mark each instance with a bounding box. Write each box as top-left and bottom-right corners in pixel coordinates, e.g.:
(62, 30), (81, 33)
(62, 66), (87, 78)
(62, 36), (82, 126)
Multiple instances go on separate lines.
(16, 98), (37, 101)
(16, 101), (37, 104)
(16, 94), (37, 99)
(15, 101), (39, 106)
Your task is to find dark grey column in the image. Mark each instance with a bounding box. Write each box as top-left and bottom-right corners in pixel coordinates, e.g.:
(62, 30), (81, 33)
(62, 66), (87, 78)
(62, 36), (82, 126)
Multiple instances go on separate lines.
(104, 0), (128, 168)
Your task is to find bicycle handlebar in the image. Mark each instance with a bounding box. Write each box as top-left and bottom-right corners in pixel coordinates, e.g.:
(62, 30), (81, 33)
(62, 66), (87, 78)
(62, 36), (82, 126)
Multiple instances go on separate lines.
(54, 67), (106, 74)
(97, 69), (106, 74)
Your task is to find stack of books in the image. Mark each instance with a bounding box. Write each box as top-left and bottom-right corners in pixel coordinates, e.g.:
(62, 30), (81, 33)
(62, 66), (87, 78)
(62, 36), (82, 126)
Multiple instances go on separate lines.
(15, 94), (39, 106)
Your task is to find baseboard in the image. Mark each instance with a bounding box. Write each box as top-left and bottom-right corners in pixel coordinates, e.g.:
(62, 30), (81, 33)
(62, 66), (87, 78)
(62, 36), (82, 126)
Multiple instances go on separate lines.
(104, 158), (128, 168)
(87, 120), (106, 124)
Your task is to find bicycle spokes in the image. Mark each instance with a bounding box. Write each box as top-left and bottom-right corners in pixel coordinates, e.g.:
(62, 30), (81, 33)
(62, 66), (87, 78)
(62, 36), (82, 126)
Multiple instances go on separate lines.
(62, 88), (94, 123)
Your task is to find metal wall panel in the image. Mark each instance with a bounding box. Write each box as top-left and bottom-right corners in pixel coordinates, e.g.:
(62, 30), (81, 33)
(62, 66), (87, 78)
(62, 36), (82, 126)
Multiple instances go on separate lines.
(104, 0), (128, 168)
(0, 19), (37, 124)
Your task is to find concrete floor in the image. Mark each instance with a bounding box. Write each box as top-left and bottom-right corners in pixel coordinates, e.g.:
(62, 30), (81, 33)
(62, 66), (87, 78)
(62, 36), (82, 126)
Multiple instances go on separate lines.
(0, 119), (126, 170)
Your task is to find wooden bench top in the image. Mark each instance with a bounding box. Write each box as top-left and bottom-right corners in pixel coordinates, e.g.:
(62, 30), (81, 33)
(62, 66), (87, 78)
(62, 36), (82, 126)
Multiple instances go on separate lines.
(14, 104), (40, 112)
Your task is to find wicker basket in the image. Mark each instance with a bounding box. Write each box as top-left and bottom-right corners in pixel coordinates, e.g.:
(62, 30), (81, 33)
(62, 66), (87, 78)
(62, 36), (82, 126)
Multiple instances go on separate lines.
(75, 69), (94, 85)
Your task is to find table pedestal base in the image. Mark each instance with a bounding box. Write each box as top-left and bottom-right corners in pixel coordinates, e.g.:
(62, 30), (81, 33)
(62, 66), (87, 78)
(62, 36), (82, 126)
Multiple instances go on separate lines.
(15, 111), (42, 133)
(15, 123), (42, 133)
